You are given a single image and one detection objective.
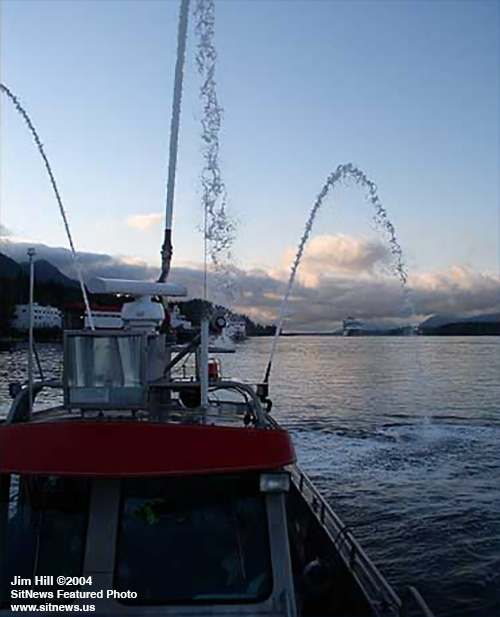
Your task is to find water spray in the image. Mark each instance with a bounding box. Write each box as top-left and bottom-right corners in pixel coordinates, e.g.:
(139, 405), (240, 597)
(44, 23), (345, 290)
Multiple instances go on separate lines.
(194, 0), (235, 303)
(0, 82), (95, 331)
(264, 162), (410, 385)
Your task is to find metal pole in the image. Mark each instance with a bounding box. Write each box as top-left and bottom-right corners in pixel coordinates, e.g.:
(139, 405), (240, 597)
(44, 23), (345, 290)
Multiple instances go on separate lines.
(33, 343), (45, 381)
(200, 318), (209, 408)
(159, 0), (190, 282)
(27, 247), (36, 415)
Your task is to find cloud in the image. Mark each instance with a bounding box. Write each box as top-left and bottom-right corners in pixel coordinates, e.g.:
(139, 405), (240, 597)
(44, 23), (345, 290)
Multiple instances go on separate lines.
(0, 223), (12, 238)
(1, 237), (498, 331)
(0, 239), (159, 281)
(126, 213), (163, 230)
(283, 234), (391, 286)
(409, 267), (500, 316)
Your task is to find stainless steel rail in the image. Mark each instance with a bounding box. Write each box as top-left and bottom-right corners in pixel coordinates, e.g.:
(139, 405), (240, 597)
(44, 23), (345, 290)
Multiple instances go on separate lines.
(401, 586), (435, 617)
(6, 379), (269, 428)
(290, 466), (435, 617)
(7, 380), (62, 424)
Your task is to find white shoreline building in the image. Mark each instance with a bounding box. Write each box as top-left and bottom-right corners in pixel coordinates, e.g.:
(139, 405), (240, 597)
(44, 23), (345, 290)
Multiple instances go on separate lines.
(84, 309), (123, 330)
(12, 304), (62, 330)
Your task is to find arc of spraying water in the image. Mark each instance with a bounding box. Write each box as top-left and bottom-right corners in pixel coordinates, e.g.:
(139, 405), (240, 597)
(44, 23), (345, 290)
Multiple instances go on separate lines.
(264, 162), (410, 384)
(0, 83), (95, 331)
(194, 0), (235, 304)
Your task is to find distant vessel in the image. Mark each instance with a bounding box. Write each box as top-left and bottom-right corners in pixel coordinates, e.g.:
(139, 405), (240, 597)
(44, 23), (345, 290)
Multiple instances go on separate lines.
(226, 314), (247, 341)
(343, 317), (364, 336)
(170, 304), (193, 331)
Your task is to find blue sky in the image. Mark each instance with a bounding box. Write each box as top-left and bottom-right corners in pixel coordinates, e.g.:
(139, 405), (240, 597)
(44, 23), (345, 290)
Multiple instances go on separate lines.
(1, 0), (499, 327)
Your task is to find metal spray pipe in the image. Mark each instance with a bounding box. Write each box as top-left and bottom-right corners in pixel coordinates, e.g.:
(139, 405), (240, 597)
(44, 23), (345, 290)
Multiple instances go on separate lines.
(159, 0), (190, 282)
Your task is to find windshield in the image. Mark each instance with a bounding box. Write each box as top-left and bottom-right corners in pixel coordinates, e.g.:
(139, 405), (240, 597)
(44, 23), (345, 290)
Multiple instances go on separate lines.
(114, 473), (273, 604)
(0, 475), (90, 607)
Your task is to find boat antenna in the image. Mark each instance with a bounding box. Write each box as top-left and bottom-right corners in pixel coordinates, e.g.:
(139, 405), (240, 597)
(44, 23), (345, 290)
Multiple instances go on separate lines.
(159, 0), (190, 282)
(27, 247), (36, 414)
(0, 83), (95, 331)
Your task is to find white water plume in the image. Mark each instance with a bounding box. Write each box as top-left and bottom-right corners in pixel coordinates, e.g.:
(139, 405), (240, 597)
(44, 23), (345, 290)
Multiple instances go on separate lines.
(194, 0), (236, 303)
(0, 83), (95, 330)
(266, 163), (412, 381)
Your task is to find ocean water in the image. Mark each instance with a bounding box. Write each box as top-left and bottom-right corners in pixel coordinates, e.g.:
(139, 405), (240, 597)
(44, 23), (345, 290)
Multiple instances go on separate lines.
(1, 336), (499, 617)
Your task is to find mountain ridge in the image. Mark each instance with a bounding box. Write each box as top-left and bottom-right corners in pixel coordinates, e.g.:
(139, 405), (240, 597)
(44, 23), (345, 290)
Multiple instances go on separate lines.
(1, 252), (499, 331)
(19, 258), (79, 288)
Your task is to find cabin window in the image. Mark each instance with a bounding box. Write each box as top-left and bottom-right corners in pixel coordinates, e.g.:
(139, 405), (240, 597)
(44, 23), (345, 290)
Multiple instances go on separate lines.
(64, 333), (147, 408)
(0, 475), (89, 606)
(66, 334), (143, 388)
(114, 473), (273, 604)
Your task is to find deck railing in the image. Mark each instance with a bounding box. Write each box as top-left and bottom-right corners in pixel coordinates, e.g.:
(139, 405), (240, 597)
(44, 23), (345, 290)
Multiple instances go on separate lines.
(5, 378), (269, 428)
(290, 466), (434, 617)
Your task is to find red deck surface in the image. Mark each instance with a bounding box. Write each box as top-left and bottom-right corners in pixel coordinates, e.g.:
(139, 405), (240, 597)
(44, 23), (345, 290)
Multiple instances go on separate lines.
(0, 421), (296, 476)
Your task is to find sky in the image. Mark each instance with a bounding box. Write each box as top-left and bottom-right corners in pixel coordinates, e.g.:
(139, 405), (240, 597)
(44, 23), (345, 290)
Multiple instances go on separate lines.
(0, 0), (499, 329)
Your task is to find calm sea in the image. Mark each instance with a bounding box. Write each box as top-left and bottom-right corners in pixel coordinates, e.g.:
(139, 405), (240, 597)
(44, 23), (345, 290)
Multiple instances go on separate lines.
(1, 336), (499, 617)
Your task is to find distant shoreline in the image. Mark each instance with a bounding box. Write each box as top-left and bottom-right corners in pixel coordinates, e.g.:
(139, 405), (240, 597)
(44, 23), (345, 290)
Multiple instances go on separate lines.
(281, 324), (500, 337)
(1, 320), (498, 344)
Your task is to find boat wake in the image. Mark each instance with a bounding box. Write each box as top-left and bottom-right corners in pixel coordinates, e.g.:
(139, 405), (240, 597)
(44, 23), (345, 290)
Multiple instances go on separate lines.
(289, 421), (500, 483)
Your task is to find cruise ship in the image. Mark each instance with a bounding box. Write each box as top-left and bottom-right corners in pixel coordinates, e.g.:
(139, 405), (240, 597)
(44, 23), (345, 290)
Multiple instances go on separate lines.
(342, 317), (364, 336)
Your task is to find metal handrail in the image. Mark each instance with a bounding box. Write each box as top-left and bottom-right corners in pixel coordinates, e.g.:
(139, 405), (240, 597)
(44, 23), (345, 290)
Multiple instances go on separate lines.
(149, 379), (269, 427)
(7, 380), (63, 424)
(6, 378), (270, 429)
(290, 466), (434, 617)
(291, 466), (400, 615)
(401, 586), (434, 617)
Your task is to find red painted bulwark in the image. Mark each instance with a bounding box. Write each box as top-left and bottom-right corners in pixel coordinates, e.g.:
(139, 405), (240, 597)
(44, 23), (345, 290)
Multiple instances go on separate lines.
(0, 422), (296, 477)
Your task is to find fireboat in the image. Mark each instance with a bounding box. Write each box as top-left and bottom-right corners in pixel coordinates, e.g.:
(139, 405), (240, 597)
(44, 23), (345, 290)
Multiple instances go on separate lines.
(0, 0), (434, 613)
(0, 276), (434, 616)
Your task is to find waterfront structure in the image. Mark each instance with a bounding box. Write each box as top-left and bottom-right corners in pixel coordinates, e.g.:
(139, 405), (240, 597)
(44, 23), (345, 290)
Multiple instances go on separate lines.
(170, 304), (193, 330)
(226, 315), (247, 341)
(12, 303), (62, 330)
(84, 308), (123, 330)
